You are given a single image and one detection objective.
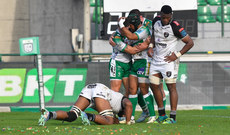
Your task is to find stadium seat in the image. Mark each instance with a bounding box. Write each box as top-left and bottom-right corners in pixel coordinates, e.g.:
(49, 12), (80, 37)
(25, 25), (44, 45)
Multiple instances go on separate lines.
(216, 6), (230, 22)
(90, 0), (102, 7)
(198, 0), (208, 6)
(207, 0), (227, 5)
(198, 6), (216, 23)
(93, 7), (103, 24)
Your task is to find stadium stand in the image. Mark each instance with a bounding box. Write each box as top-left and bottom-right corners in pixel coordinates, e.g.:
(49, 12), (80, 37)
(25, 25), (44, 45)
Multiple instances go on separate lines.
(207, 0), (227, 5)
(216, 6), (230, 22)
(198, 6), (216, 23)
(198, 0), (208, 6)
(93, 7), (103, 23)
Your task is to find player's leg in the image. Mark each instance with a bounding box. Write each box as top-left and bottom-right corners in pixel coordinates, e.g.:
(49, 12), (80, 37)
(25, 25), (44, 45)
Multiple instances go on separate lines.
(109, 59), (124, 92)
(122, 77), (129, 97)
(110, 79), (122, 92)
(136, 60), (151, 122)
(139, 80), (156, 123)
(159, 82), (167, 107)
(86, 97), (114, 125)
(122, 61), (132, 97)
(137, 59), (156, 123)
(136, 88), (149, 123)
(38, 96), (90, 126)
(165, 83), (177, 122)
(128, 74), (138, 123)
(149, 73), (168, 123)
(162, 60), (179, 124)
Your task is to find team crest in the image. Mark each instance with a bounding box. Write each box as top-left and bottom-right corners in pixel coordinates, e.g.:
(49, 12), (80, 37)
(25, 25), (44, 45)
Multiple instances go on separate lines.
(23, 43), (33, 53)
(166, 71), (172, 77)
(164, 32), (169, 38)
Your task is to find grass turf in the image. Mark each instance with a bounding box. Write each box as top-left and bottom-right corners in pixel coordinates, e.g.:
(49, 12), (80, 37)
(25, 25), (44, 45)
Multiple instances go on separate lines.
(0, 110), (230, 135)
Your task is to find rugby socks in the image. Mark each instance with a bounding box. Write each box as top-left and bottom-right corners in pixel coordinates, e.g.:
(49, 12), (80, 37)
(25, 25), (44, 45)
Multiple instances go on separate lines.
(49, 111), (57, 119)
(86, 113), (96, 122)
(137, 90), (148, 112)
(129, 94), (138, 118)
(158, 107), (166, 116)
(143, 92), (155, 116)
(163, 97), (166, 107)
(170, 110), (176, 121)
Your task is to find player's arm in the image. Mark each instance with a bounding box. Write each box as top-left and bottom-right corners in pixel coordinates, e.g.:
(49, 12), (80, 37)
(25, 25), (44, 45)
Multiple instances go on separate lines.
(113, 35), (141, 55)
(179, 35), (194, 55)
(136, 35), (151, 51)
(121, 27), (139, 40)
(164, 21), (194, 63)
(118, 18), (138, 40)
(147, 33), (155, 57)
(109, 32), (116, 47)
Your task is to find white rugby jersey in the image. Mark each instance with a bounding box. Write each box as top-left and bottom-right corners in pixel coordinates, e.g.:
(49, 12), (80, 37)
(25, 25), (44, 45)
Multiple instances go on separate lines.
(80, 83), (124, 114)
(152, 16), (188, 64)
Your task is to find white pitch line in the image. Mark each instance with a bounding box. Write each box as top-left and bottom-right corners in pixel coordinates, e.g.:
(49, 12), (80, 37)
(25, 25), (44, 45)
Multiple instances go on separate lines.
(189, 115), (230, 119)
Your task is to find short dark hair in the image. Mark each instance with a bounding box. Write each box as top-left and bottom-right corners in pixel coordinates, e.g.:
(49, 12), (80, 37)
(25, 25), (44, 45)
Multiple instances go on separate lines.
(161, 5), (172, 14)
(129, 9), (142, 16)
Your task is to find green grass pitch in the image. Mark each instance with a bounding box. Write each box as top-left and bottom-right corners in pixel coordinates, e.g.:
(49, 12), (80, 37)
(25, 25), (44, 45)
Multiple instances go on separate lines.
(0, 110), (230, 135)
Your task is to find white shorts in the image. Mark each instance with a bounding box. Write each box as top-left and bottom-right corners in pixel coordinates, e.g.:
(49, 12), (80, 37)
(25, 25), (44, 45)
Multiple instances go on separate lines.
(79, 83), (123, 114)
(149, 59), (179, 79)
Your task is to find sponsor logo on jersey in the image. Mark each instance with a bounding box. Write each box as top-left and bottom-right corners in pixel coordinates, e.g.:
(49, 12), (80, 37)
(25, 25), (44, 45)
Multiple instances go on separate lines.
(114, 36), (121, 39)
(164, 32), (169, 38)
(157, 43), (167, 48)
(173, 21), (180, 26)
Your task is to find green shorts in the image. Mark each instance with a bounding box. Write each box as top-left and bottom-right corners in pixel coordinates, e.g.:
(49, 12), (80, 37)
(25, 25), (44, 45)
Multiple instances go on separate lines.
(109, 59), (131, 80)
(130, 59), (149, 78)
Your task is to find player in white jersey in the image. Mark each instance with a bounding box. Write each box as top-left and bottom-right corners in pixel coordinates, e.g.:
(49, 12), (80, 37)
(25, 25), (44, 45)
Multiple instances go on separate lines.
(38, 83), (133, 125)
(148, 5), (194, 124)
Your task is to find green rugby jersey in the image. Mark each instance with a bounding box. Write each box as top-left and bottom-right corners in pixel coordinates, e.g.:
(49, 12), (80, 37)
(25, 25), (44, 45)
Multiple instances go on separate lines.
(111, 29), (132, 63)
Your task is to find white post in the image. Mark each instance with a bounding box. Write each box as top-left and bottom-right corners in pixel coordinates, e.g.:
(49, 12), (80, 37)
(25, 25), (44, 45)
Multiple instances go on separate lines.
(36, 54), (45, 112)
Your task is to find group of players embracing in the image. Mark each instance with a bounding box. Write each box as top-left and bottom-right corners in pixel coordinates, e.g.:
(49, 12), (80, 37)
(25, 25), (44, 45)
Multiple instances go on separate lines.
(38, 5), (193, 126)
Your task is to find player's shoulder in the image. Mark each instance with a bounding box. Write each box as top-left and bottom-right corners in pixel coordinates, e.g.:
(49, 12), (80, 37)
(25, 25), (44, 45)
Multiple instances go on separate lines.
(143, 18), (152, 27)
(170, 20), (183, 28)
(152, 15), (161, 24)
(113, 31), (122, 39)
(144, 18), (152, 24)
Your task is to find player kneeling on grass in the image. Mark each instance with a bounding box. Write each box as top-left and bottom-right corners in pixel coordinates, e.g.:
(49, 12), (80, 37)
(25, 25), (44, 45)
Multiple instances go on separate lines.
(38, 83), (133, 126)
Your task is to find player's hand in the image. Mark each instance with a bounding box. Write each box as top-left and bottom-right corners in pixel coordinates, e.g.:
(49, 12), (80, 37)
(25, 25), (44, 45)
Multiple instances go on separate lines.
(118, 18), (125, 28)
(109, 36), (116, 46)
(147, 48), (153, 57)
(145, 36), (151, 44)
(109, 32), (116, 46)
(135, 43), (146, 52)
(164, 52), (177, 63)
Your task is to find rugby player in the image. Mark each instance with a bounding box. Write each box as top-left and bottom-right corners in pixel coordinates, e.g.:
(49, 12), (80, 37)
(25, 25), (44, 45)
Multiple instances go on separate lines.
(38, 83), (133, 126)
(118, 13), (156, 123)
(147, 5), (194, 124)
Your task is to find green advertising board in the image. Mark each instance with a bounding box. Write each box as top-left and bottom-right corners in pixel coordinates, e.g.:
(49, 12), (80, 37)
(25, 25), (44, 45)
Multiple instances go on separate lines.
(0, 69), (26, 103)
(23, 68), (57, 103)
(53, 68), (87, 103)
